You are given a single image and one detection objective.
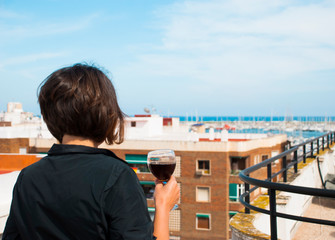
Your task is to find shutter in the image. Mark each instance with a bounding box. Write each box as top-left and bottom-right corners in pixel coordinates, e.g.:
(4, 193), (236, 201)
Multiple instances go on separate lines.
(125, 154), (147, 164)
(196, 214), (210, 229)
(140, 181), (156, 185)
(229, 183), (238, 201)
(197, 187), (209, 202)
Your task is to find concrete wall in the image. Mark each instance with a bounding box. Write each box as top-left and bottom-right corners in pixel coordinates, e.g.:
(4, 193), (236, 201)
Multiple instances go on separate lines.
(0, 171), (20, 234)
(0, 122), (53, 139)
(101, 135), (286, 153)
(125, 116), (163, 139)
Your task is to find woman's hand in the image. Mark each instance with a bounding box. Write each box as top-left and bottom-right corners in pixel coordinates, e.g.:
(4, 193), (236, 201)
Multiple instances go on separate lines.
(153, 176), (180, 240)
(154, 176), (180, 212)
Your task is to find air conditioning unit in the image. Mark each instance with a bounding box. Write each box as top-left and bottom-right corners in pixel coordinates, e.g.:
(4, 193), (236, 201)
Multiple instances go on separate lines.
(196, 170), (204, 175)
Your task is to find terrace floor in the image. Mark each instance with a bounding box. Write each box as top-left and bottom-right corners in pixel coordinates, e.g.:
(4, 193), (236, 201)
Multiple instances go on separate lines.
(292, 196), (335, 240)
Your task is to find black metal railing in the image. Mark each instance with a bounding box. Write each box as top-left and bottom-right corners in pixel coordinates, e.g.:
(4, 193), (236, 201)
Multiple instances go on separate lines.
(239, 131), (335, 240)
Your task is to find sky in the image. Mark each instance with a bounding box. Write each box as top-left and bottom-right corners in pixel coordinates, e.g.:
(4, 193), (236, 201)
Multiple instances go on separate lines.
(1, 0), (335, 117)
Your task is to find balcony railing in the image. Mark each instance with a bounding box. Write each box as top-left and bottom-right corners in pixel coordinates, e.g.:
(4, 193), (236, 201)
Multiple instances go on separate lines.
(239, 131), (335, 240)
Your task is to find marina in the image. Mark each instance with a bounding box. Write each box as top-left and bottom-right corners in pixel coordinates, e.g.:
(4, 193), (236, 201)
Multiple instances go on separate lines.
(176, 116), (333, 147)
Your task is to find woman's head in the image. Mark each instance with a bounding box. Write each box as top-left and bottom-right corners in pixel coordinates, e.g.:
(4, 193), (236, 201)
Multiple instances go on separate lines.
(38, 63), (125, 144)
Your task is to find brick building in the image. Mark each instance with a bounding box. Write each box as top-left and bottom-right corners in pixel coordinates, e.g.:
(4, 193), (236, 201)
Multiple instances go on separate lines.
(103, 136), (287, 240)
(0, 138), (30, 154)
(0, 120), (287, 239)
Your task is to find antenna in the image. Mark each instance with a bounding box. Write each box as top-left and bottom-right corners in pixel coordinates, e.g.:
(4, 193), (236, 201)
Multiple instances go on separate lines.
(144, 105), (157, 114)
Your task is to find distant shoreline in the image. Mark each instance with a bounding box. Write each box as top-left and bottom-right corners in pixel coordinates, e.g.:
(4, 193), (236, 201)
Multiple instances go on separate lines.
(166, 116), (335, 122)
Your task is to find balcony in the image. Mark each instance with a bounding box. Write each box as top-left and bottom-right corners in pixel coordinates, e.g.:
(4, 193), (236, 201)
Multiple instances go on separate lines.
(231, 132), (335, 240)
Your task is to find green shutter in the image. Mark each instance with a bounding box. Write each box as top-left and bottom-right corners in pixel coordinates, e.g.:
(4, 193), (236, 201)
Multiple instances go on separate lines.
(196, 214), (209, 218)
(229, 183), (238, 200)
(140, 181), (156, 185)
(229, 211), (238, 216)
(148, 207), (155, 212)
(125, 154), (147, 164)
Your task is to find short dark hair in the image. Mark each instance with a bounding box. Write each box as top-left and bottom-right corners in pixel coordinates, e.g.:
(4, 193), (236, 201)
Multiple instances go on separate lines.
(38, 63), (125, 144)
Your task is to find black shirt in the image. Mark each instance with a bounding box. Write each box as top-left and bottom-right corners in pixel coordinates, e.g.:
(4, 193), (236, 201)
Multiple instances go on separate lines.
(3, 144), (155, 240)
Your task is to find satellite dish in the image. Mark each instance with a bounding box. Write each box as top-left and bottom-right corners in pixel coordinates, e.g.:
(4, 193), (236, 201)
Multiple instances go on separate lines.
(144, 108), (150, 113)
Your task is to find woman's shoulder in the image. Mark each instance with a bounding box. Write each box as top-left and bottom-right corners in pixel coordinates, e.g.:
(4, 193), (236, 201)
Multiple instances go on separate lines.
(101, 156), (139, 191)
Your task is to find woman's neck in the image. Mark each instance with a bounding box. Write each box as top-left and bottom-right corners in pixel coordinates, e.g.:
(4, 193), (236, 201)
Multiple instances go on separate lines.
(62, 134), (100, 148)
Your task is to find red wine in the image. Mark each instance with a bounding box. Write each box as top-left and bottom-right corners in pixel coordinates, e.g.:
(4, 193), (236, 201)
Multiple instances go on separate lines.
(148, 163), (176, 181)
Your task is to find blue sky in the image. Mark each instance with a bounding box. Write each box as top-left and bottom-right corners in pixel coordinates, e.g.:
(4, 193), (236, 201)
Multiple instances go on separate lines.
(1, 0), (335, 117)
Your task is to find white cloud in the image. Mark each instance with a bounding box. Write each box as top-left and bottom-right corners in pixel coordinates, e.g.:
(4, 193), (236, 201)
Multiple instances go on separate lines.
(0, 52), (67, 69)
(0, 12), (100, 40)
(115, 0), (335, 115)
(0, 8), (26, 19)
(159, 0), (335, 47)
(131, 0), (335, 86)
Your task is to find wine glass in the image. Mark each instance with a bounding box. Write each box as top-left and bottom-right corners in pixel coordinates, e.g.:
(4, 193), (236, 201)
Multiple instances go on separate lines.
(147, 149), (176, 181)
(147, 149), (178, 210)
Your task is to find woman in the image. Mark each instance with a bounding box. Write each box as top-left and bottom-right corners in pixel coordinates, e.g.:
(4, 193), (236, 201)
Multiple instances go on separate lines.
(3, 63), (180, 240)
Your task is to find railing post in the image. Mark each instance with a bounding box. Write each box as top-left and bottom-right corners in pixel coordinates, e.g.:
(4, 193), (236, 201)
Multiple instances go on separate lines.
(317, 139), (320, 154)
(245, 176), (250, 214)
(330, 133), (333, 145)
(303, 144), (306, 163)
(330, 133), (332, 145)
(283, 156), (287, 182)
(267, 163), (272, 195)
(269, 189), (278, 240)
(327, 134), (330, 149)
(322, 136), (325, 151)
(267, 163), (272, 181)
(294, 150), (298, 173)
(311, 141), (314, 158)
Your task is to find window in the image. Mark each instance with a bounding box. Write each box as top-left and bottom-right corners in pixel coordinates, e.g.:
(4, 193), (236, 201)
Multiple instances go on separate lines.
(229, 183), (245, 202)
(196, 214), (211, 230)
(140, 181), (155, 199)
(230, 157), (247, 174)
(148, 207), (155, 221)
(271, 151), (279, 157)
(131, 121), (136, 127)
(197, 160), (210, 174)
(262, 155), (269, 161)
(196, 186), (210, 202)
(254, 155), (260, 164)
(125, 154), (149, 173)
(19, 147), (27, 154)
(271, 151), (280, 164)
